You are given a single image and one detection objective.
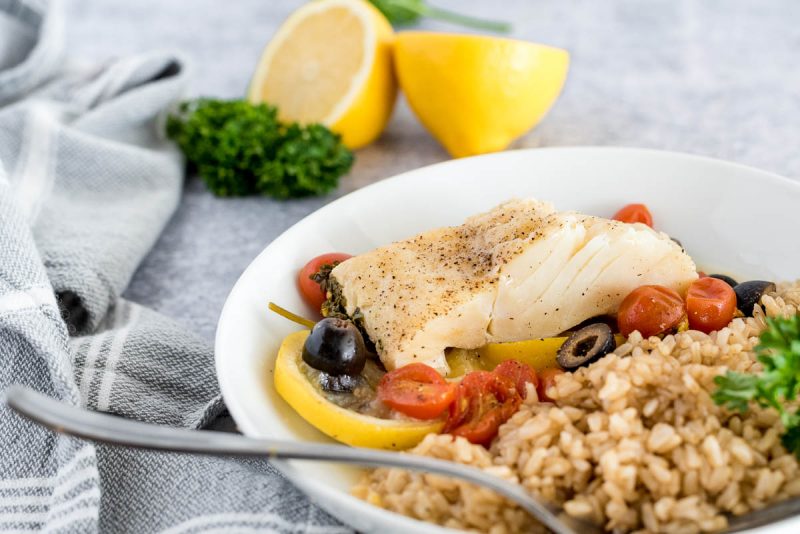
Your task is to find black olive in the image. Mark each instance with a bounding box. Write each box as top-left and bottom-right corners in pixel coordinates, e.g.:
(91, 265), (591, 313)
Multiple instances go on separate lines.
(733, 280), (776, 316)
(557, 323), (617, 370)
(318, 372), (362, 393)
(670, 237), (684, 250)
(302, 317), (367, 376)
(709, 274), (738, 288)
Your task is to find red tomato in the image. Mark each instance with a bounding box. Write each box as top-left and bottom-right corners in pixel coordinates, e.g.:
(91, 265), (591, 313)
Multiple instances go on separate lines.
(612, 203), (654, 227)
(377, 363), (456, 420)
(686, 277), (737, 333)
(536, 368), (565, 403)
(618, 285), (686, 338)
(449, 404), (515, 447)
(297, 253), (352, 312)
(444, 362), (538, 446)
(492, 360), (539, 399)
(444, 371), (512, 446)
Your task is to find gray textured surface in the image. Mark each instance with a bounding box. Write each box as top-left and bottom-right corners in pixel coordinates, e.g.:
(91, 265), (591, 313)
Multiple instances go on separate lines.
(62, 0), (800, 341)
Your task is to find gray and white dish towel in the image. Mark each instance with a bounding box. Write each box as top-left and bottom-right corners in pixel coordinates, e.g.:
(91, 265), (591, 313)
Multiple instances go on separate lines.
(0, 0), (347, 531)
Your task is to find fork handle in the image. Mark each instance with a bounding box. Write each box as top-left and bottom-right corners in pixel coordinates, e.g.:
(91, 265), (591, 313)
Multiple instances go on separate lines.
(5, 385), (600, 534)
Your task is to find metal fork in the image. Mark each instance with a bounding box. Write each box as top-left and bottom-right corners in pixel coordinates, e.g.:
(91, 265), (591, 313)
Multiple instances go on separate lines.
(6, 386), (800, 533)
(4, 385), (594, 534)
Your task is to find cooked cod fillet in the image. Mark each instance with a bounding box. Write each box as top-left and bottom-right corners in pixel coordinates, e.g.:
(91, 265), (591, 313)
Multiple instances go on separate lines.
(329, 199), (697, 375)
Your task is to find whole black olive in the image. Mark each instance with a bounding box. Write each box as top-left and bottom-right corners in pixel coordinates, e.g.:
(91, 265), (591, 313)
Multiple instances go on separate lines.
(709, 274), (738, 288)
(557, 323), (617, 370)
(733, 280), (776, 316)
(302, 318), (367, 376)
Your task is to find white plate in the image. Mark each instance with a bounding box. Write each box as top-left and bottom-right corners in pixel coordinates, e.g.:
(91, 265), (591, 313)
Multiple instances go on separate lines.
(215, 147), (800, 533)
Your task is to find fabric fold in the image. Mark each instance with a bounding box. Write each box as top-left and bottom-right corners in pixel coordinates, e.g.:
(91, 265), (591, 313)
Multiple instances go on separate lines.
(0, 1), (344, 532)
(0, 40), (188, 332)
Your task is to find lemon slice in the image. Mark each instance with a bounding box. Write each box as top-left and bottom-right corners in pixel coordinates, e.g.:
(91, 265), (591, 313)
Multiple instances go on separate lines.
(478, 337), (568, 370)
(248, 0), (397, 149)
(273, 331), (442, 450)
(477, 335), (626, 370)
(394, 32), (570, 158)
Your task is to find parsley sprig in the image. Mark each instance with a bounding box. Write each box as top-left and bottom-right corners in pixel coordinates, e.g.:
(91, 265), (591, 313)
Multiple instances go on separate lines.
(369, 0), (510, 33)
(166, 99), (354, 199)
(713, 314), (800, 455)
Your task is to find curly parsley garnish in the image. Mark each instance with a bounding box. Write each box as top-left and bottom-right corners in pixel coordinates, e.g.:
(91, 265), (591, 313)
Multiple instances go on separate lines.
(166, 99), (353, 199)
(713, 314), (800, 455)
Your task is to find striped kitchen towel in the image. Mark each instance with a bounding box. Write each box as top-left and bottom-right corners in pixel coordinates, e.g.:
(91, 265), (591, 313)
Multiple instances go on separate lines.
(0, 0), (347, 532)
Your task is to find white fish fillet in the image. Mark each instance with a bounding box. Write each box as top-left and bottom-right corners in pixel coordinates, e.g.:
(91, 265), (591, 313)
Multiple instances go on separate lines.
(330, 199), (697, 375)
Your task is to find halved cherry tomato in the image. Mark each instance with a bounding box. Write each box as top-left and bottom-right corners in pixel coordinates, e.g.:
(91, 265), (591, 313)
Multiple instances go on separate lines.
(612, 203), (653, 227)
(536, 368), (565, 403)
(445, 371), (492, 429)
(686, 277), (736, 333)
(444, 362), (537, 446)
(493, 360), (539, 399)
(618, 285), (686, 338)
(297, 253), (352, 312)
(444, 371), (511, 446)
(377, 363), (456, 420)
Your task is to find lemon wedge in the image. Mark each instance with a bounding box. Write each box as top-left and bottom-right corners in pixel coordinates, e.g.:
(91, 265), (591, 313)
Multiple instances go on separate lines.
(248, 0), (397, 149)
(273, 331), (442, 450)
(394, 32), (570, 158)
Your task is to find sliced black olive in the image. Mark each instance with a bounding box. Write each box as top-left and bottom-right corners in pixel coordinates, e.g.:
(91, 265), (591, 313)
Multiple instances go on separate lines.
(709, 274), (738, 288)
(302, 317), (367, 376)
(733, 280), (776, 316)
(670, 237), (684, 250)
(557, 323), (616, 370)
(318, 372), (362, 393)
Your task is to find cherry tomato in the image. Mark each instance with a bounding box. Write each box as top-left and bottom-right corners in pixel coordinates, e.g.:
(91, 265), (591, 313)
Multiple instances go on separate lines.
(444, 362), (538, 446)
(536, 368), (565, 403)
(444, 371), (511, 446)
(492, 360), (539, 399)
(617, 285), (686, 338)
(612, 203), (653, 227)
(377, 363), (456, 420)
(686, 277), (737, 333)
(297, 253), (352, 312)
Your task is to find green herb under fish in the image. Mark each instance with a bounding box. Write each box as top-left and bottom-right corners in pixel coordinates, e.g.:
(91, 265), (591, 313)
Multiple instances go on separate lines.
(322, 277), (377, 354)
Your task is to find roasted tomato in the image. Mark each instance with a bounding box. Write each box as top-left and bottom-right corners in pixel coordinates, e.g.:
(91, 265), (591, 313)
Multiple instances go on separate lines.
(536, 368), (565, 403)
(377, 363), (456, 420)
(618, 285), (686, 338)
(492, 360), (539, 398)
(612, 203), (653, 227)
(686, 277), (737, 333)
(444, 362), (538, 446)
(297, 253), (352, 312)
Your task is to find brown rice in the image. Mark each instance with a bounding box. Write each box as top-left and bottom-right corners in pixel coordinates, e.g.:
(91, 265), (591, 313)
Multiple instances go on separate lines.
(353, 282), (800, 533)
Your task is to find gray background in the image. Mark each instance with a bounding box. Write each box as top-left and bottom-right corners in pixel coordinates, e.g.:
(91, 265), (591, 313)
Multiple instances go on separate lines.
(62, 0), (800, 342)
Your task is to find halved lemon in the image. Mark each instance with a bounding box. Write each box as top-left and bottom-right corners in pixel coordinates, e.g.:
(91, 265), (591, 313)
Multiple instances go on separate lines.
(273, 330), (442, 450)
(248, 0), (397, 149)
(394, 32), (570, 158)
